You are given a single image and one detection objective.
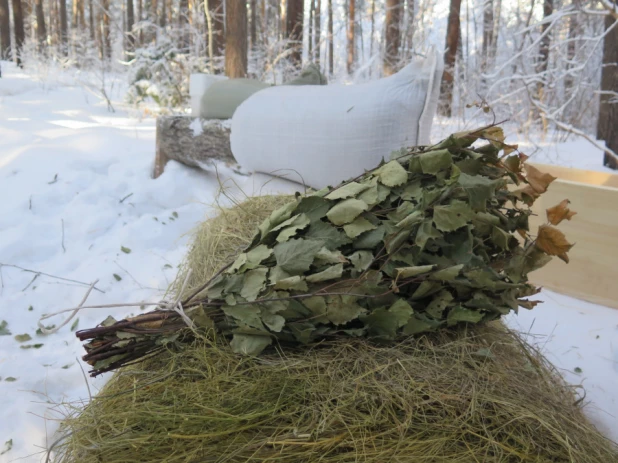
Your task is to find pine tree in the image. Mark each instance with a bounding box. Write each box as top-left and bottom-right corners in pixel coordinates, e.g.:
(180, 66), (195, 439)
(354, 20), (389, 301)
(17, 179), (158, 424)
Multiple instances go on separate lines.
(225, 0), (247, 77)
(286, 0), (303, 67)
(11, 0), (25, 65)
(438, 0), (461, 117)
(383, 0), (401, 76)
(0, 0), (11, 59)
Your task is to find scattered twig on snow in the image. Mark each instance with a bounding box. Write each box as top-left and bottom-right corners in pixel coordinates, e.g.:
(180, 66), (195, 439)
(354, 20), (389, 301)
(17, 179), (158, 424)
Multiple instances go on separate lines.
(61, 219), (66, 253)
(29, 195), (32, 211)
(119, 193), (134, 204)
(0, 263), (105, 293)
(48, 174), (58, 185)
(38, 280), (99, 335)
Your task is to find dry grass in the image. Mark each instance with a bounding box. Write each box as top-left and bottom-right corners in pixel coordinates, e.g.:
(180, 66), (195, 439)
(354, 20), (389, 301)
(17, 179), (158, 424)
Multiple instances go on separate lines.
(55, 196), (618, 463)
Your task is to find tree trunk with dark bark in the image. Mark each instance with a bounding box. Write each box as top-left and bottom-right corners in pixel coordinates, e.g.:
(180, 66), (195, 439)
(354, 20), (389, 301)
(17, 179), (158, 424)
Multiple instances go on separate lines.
(308, 0), (314, 60)
(177, 0), (188, 48)
(11, 0), (25, 65)
(89, 0), (95, 40)
(101, 0), (111, 58)
(597, 13), (618, 169)
(159, 0), (166, 28)
(60, 0), (68, 54)
(347, 0), (354, 74)
(438, 0), (461, 117)
(35, 0), (47, 48)
(0, 0), (12, 59)
(209, 0), (224, 56)
(126, 0), (135, 51)
(481, 0), (493, 72)
(383, 0), (401, 76)
(536, 0), (553, 90)
(286, 0), (303, 67)
(225, 0), (247, 78)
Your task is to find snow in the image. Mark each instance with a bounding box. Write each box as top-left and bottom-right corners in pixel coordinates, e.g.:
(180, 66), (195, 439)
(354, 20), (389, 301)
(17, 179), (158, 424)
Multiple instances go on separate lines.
(0, 61), (616, 462)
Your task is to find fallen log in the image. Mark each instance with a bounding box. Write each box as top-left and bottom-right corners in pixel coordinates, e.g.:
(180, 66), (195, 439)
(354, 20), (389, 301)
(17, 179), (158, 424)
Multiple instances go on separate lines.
(154, 116), (235, 178)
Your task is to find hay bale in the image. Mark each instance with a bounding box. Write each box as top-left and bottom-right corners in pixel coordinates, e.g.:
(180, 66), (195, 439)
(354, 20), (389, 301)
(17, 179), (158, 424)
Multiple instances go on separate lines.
(56, 196), (618, 463)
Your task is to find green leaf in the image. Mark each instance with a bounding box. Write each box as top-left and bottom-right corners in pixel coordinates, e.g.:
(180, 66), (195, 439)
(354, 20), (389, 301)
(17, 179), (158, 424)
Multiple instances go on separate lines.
(447, 306), (484, 326)
(343, 216), (376, 238)
(4, 377), (17, 382)
(574, 367), (583, 374)
(260, 311), (286, 332)
(349, 251), (374, 272)
(457, 173), (502, 212)
(302, 296), (329, 324)
(403, 314), (443, 335)
(400, 179), (423, 201)
(289, 322), (316, 343)
(0, 320), (11, 336)
(432, 200), (474, 232)
(223, 305), (266, 330)
(376, 160), (408, 187)
(326, 295), (366, 325)
(425, 290), (454, 318)
(28, 306), (33, 311)
(276, 214), (311, 242)
(326, 198), (368, 225)
(14, 334), (31, 343)
(274, 276), (309, 291)
(240, 268), (269, 302)
(70, 318), (80, 331)
(419, 149), (453, 174)
(113, 273), (122, 281)
(397, 265), (435, 278)
(315, 247), (347, 264)
(230, 333), (272, 357)
(229, 245), (273, 273)
(20, 343), (44, 349)
(395, 210), (424, 230)
(101, 316), (117, 327)
(1, 439), (13, 456)
(305, 221), (351, 250)
(268, 266), (292, 284)
(294, 196), (331, 221)
(353, 225), (386, 250)
(306, 264), (344, 283)
(357, 179), (380, 206)
(491, 226), (512, 250)
(411, 281), (442, 299)
(414, 219), (443, 250)
(430, 264), (464, 281)
(120, 246), (132, 254)
(389, 299), (414, 327)
(325, 182), (370, 200)
(274, 239), (324, 274)
(36, 324), (55, 335)
(363, 307), (398, 339)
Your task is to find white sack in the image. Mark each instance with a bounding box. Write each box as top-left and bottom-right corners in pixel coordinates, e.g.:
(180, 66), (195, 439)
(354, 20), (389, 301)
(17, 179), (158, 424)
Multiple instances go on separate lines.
(230, 50), (444, 189)
(189, 74), (228, 117)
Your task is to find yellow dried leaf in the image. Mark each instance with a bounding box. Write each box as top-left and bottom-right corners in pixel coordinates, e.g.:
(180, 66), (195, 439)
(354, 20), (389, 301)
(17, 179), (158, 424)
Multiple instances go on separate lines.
(512, 185), (540, 206)
(503, 144), (518, 155)
(546, 199), (577, 225)
(535, 225), (574, 263)
(524, 164), (557, 194)
(481, 126), (505, 148)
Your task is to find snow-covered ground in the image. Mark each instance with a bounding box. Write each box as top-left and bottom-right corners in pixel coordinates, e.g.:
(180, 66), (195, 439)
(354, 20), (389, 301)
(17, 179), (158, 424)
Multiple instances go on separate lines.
(0, 61), (616, 462)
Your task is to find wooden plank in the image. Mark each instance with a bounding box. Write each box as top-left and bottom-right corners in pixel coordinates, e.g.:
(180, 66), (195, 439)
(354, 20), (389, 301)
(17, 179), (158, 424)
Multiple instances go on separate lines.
(530, 163), (618, 189)
(528, 179), (618, 309)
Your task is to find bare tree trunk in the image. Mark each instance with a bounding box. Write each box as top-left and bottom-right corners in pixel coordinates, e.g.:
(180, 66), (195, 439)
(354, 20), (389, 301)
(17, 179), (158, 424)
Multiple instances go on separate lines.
(250, 0), (256, 48)
(383, 0), (401, 76)
(404, 0), (414, 60)
(286, 0), (303, 67)
(208, 0), (224, 56)
(178, 0), (188, 47)
(159, 0), (166, 28)
(481, 0), (493, 72)
(136, 0), (141, 43)
(11, 0), (25, 65)
(74, 0), (85, 27)
(0, 0), (12, 58)
(347, 0), (354, 74)
(536, 0), (553, 89)
(225, 0), (247, 77)
(101, 0), (111, 58)
(35, 0), (47, 48)
(564, 10), (576, 92)
(327, 0), (332, 74)
(438, 0), (461, 117)
(127, 0), (135, 51)
(597, 13), (618, 169)
(491, 0), (500, 59)
(60, 0), (68, 54)
(308, 0), (313, 60)
(88, 0), (94, 40)
(314, 0), (320, 66)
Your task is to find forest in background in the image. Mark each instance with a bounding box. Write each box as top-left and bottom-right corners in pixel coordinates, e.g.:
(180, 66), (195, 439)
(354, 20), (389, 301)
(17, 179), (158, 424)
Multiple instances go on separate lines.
(0, 0), (616, 166)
